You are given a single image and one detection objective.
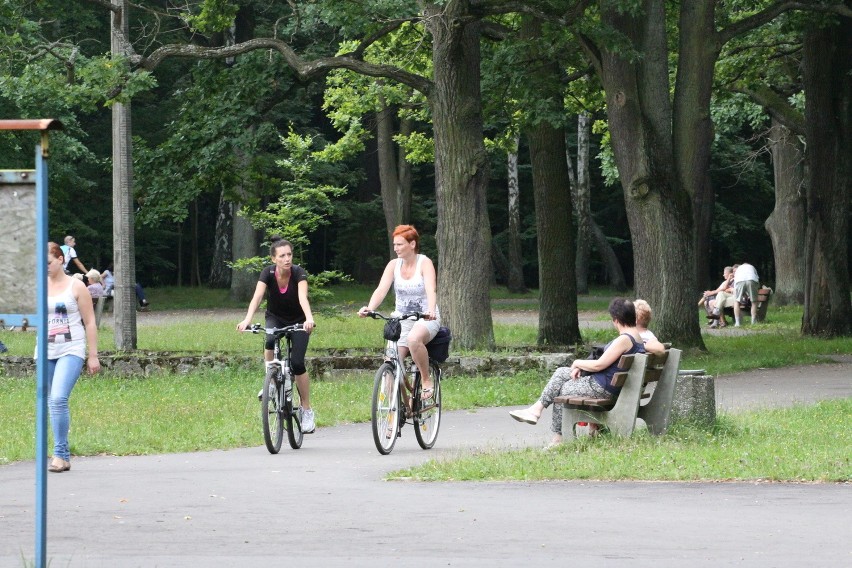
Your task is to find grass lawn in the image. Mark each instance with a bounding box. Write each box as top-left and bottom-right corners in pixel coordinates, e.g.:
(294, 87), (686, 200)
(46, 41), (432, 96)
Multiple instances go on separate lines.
(1, 284), (849, 481)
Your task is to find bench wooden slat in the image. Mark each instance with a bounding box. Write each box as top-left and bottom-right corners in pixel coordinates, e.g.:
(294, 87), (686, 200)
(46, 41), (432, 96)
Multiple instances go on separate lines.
(554, 395), (614, 409)
(610, 371), (628, 388)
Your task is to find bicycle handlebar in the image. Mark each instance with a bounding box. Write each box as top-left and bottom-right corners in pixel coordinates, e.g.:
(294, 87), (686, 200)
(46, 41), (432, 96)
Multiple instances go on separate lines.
(244, 323), (308, 335)
(363, 311), (424, 322)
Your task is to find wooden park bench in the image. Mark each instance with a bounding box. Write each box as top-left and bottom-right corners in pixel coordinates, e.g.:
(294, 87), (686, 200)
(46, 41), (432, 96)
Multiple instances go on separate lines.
(554, 348), (682, 441)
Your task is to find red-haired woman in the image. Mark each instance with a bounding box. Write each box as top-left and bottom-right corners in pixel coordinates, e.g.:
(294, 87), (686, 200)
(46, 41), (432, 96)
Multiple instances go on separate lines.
(358, 225), (441, 398)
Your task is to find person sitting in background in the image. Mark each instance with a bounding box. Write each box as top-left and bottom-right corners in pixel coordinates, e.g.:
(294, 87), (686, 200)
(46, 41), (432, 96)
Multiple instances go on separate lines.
(633, 299), (666, 354)
(101, 263), (150, 309)
(709, 264), (740, 328)
(101, 267), (115, 296)
(701, 266), (734, 327)
(86, 270), (105, 299)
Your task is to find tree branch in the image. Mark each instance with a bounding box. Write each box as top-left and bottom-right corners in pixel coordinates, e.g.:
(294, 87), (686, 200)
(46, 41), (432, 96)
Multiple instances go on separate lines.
(471, 0), (591, 26)
(138, 38), (433, 95)
(719, 1), (852, 45)
(733, 84), (806, 135)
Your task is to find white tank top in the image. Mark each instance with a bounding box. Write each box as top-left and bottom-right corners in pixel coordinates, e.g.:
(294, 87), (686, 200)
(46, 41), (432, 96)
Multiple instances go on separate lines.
(45, 280), (87, 359)
(393, 254), (439, 317)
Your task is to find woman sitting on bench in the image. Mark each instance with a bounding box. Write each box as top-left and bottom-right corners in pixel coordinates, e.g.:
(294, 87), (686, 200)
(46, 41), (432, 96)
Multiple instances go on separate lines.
(508, 298), (645, 446)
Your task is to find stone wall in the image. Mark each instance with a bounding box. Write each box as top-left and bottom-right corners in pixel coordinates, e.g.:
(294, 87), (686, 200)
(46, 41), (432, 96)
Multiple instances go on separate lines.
(0, 351), (576, 379)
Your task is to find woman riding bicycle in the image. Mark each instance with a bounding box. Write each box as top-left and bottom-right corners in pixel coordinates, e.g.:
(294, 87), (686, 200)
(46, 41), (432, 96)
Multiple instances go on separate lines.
(358, 225), (440, 399)
(237, 237), (317, 433)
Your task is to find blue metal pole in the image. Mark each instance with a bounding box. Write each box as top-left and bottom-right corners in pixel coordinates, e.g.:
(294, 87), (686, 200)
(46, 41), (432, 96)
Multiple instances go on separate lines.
(34, 144), (49, 568)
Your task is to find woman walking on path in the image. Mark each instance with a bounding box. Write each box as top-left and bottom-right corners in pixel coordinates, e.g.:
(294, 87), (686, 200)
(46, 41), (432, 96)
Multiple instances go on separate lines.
(42, 242), (101, 472)
(237, 237), (317, 433)
(358, 225), (440, 399)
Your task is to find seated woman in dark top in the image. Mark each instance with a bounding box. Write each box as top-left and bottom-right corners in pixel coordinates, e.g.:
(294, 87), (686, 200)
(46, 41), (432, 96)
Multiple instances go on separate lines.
(509, 297), (645, 446)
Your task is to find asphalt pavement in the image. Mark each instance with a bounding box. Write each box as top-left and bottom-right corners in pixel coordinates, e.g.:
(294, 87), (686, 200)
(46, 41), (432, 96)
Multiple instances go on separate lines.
(1, 360), (850, 567)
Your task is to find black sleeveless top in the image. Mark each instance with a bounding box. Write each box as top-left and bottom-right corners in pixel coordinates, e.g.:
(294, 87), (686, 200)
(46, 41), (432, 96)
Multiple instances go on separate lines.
(592, 333), (646, 395)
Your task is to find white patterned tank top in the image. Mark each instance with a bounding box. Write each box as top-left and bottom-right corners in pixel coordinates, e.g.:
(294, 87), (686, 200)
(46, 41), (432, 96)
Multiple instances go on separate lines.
(45, 280), (86, 359)
(393, 254), (440, 317)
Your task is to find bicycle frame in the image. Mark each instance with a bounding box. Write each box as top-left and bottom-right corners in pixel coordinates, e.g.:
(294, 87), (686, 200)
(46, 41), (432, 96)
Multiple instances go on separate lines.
(247, 323), (305, 453)
(365, 311), (442, 454)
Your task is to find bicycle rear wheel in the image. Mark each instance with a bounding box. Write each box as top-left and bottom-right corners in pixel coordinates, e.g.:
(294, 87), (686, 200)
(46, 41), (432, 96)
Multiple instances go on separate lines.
(285, 374), (304, 450)
(413, 362), (442, 449)
(371, 362), (400, 455)
(261, 369), (284, 454)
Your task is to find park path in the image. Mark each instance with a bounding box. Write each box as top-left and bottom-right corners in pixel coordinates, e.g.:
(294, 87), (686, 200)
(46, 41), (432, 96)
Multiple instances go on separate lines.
(1, 358), (850, 567)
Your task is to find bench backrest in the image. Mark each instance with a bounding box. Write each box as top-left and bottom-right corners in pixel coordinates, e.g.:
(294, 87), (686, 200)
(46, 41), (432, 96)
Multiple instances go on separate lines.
(610, 350), (670, 389)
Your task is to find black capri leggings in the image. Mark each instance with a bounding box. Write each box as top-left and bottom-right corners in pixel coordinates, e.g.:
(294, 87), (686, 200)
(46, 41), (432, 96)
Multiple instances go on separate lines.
(264, 315), (310, 375)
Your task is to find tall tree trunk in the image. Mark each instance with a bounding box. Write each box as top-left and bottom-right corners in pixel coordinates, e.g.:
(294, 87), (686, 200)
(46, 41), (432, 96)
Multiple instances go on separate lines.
(674, 0), (719, 294)
(229, 207), (258, 302)
(424, 2), (494, 349)
(527, 121), (581, 345)
(209, 188), (233, 288)
(111, 0), (136, 350)
(801, 12), (852, 336)
(190, 198), (201, 287)
(176, 223), (183, 287)
(376, 99), (411, 255)
(765, 119), (805, 305)
(506, 134), (527, 293)
(522, 15), (581, 345)
(590, 219), (628, 291)
(574, 112), (592, 294)
(592, 0), (703, 347)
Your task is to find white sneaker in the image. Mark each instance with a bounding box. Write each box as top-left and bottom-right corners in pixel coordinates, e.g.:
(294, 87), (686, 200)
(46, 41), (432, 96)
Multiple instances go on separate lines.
(301, 408), (316, 433)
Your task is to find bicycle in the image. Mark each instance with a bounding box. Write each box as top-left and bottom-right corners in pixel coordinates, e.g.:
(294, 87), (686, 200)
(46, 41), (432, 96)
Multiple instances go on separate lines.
(245, 323), (306, 454)
(363, 311), (443, 455)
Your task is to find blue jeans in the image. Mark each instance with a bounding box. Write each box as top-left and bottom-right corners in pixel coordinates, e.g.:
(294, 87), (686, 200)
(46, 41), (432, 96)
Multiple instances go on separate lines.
(48, 355), (84, 461)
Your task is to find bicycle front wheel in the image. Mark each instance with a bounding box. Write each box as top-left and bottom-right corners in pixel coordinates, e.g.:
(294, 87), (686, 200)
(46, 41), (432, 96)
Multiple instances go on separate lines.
(371, 362), (400, 455)
(285, 374), (304, 450)
(413, 362), (442, 449)
(262, 369), (284, 454)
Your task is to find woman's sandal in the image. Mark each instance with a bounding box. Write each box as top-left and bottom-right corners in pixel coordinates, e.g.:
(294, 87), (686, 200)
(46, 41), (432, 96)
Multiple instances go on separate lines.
(48, 457), (71, 473)
(420, 386), (434, 400)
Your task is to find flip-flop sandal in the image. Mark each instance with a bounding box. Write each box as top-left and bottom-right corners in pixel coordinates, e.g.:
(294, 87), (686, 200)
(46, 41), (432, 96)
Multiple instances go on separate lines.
(420, 387), (434, 400)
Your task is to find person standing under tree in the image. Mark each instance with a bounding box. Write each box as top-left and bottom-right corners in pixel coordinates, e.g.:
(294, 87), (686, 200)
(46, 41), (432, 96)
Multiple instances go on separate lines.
(733, 262), (760, 326)
(60, 236), (87, 274)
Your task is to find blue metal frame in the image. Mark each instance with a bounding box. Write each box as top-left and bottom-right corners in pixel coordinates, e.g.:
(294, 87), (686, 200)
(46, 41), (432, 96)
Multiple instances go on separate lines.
(34, 143), (49, 568)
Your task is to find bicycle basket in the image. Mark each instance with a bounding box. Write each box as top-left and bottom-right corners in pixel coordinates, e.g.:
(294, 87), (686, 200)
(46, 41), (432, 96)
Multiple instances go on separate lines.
(383, 319), (402, 341)
(426, 326), (451, 362)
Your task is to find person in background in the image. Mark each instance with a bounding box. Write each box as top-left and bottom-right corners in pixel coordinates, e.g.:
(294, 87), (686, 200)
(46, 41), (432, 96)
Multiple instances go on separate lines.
(86, 269), (105, 299)
(60, 236), (87, 274)
(358, 224), (440, 400)
(237, 237), (317, 433)
(701, 266), (734, 328)
(101, 263), (150, 309)
(509, 298), (645, 446)
(733, 262), (760, 326)
(41, 242), (101, 473)
(101, 266), (115, 296)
